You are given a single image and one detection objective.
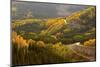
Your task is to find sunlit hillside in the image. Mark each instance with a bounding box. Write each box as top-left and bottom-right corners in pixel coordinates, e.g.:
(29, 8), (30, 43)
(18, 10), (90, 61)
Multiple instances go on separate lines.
(12, 4), (96, 66)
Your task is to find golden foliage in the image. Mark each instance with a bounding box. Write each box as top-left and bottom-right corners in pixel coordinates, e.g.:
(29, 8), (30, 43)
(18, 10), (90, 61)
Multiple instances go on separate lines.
(56, 32), (63, 37)
(12, 18), (42, 28)
(28, 39), (36, 45)
(84, 39), (96, 47)
(12, 31), (28, 47)
(52, 42), (62, 49)
(45, 19), (57, 27)
(12, 31), (46, 48)
(51, 35), (57, 40)
(36, 41), (45, 48)
(28, 32), (35, 35)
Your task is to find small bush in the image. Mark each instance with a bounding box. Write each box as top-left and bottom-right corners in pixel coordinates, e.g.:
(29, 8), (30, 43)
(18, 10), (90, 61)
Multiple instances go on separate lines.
(84, 39), (96, 47)
(36, 41), (45, 48)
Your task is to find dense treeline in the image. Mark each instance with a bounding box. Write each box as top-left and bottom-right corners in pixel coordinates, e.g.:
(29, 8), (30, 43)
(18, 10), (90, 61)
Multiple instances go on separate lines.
(12, 31), (91, 65)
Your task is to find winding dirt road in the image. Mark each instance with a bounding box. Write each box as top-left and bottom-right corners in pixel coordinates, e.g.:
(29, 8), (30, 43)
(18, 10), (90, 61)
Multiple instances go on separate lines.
(67, 43), (96, 61)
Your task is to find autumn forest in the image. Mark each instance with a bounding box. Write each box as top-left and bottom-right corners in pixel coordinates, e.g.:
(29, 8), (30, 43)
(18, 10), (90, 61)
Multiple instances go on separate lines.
(12, 1), (96, 66)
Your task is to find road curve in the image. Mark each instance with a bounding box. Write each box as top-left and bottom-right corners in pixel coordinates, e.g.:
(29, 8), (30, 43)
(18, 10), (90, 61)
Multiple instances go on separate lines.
(67, 43), (96, 61)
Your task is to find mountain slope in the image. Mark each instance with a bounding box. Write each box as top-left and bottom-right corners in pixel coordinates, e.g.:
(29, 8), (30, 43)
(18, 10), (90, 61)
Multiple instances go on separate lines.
(41, 7), (96, 35)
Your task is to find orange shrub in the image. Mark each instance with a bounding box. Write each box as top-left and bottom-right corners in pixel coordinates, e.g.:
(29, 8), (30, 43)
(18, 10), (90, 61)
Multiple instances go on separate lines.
(28, 39), (36, 45)
(84, 39), (96, 47)
(12, 31), (28, 47)
(36, 41), (45, 48)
